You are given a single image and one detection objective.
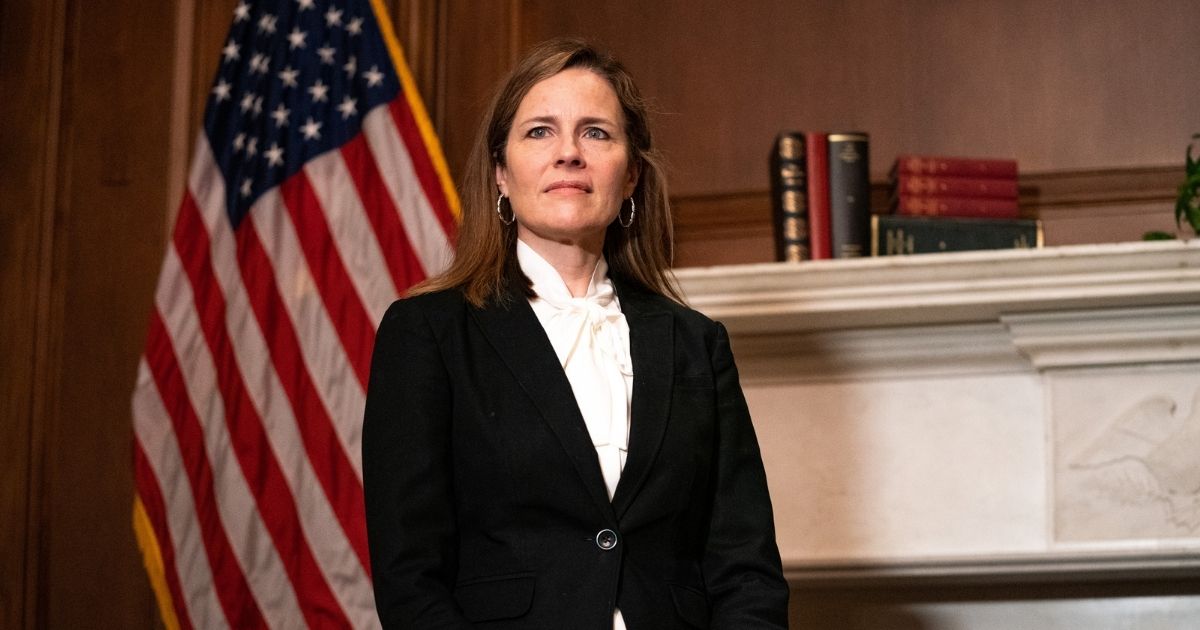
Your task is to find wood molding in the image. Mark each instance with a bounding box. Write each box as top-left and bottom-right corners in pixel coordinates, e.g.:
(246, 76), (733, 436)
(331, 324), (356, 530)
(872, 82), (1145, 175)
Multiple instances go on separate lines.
(1019, 165), (1180, 209)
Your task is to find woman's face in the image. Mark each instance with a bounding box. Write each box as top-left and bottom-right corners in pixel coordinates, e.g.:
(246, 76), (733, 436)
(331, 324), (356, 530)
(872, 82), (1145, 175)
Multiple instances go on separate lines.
(496, 68), (638, 250)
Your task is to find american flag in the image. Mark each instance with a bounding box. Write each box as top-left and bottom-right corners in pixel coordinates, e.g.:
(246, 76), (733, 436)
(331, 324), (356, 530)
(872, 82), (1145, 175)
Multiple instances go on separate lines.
(131, 0), (456, 627)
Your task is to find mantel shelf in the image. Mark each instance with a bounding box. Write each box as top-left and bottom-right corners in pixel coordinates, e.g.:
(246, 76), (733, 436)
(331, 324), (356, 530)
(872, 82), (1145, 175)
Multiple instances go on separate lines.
(675, 240), (1200, 335)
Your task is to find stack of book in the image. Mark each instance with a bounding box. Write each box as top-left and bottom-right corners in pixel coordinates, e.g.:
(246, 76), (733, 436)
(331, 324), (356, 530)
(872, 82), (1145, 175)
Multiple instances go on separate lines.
(769, 131), (871, 261)
(874, 154), (1042, 256)
(890, 154), (1019, 219)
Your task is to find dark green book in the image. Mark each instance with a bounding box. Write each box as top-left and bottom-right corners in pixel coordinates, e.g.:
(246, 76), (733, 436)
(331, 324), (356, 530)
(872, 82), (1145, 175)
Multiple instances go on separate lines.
(871, 215), (1043, 256)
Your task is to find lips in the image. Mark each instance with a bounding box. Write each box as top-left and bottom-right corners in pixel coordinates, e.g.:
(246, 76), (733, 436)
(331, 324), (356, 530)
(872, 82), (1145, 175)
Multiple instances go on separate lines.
(545, 180), (591, 193)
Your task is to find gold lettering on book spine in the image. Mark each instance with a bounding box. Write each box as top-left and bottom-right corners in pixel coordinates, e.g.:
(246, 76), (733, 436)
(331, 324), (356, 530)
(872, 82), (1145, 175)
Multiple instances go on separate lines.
(785, 243), (804, 262)
(836, 143), (861, 164)
(885, 229), (915, 255)
(904, 177), (932, 195)
(783, 190), (805, 212)
(779, 162), (804, 187)
(779, 135), (802, 160)
(784, 217), (806, 241)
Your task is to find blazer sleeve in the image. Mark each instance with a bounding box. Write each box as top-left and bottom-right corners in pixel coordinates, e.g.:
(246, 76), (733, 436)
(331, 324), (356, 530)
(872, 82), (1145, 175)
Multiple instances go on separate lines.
(362, 298), (473, 629)
(703, 321), (790, 629)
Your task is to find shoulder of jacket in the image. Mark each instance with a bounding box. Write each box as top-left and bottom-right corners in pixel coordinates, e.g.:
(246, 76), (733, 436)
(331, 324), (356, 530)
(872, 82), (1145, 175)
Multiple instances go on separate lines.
(383, 289), (468, 324)
(626, 291), (722, 341)
(661, 296), (719, 332)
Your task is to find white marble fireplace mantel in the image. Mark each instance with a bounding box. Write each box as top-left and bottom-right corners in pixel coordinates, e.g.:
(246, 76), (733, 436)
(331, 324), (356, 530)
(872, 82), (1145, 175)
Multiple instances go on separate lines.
(676, 239), (1200, 335)
(674, 240), (1200, 584)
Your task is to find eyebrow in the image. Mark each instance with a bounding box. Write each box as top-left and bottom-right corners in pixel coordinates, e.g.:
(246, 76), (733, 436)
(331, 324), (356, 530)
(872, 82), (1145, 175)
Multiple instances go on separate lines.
(517, 115), (619, 128)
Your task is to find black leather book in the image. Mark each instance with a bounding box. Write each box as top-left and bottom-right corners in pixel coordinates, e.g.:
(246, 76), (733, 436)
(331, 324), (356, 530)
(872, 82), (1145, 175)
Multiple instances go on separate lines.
(827, 132), (870, 258)
(768, 132), (809, 262)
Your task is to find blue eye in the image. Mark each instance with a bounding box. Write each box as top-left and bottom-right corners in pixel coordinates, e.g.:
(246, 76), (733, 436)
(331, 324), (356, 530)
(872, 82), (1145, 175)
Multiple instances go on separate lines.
(583, 127), (610, 140)
(527, 126), (550, 138)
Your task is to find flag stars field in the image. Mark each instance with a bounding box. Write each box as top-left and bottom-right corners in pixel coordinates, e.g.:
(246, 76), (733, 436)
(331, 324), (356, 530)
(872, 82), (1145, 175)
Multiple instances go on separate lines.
(288, 27), (307, 50)
(301, 117), (321, 141)
(278, 66), (299, 88)
(257, 13), (278, 34)
(325, 7), (343, 27)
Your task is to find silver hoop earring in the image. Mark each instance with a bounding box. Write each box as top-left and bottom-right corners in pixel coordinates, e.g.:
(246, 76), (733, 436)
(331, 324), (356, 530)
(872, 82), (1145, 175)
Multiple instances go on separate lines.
(495, 193), (514, 225)
(619, 197), (636, 228)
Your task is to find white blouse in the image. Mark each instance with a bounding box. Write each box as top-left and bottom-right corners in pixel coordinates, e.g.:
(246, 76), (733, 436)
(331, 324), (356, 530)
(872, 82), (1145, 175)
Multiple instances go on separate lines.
(516, 239), (632, 630)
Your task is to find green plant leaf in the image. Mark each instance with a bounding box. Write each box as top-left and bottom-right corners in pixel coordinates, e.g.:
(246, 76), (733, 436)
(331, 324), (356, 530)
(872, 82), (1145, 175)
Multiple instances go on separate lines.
(1176, 134), (1200, 236)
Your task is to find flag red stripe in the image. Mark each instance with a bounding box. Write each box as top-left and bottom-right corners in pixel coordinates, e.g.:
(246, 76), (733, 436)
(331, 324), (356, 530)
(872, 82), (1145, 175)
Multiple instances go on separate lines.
(133, 438), (197, 630)
(143, 308), (266, 628)
(389, 98), (458, 239)
(174, 194), (352, 628)
(234, 217), (372, 575)
(340, 133), (428, 292)
(278, 173), (376, 389)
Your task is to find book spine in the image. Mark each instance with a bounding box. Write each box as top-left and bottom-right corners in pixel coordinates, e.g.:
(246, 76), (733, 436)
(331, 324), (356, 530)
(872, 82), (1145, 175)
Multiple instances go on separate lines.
(769, 132), (809, 261)
(828, 132), (870, 258)
(893, 155), (1018, 179)
(893, 195), (1020, 219)
(871, 215), (1043, 256)
(894, 174), (1018, 199)
(805, 132), (831, 259)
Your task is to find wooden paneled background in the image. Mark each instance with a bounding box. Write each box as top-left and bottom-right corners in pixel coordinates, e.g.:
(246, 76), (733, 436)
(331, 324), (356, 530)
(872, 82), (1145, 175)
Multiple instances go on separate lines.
(2, 0), (1197, 627)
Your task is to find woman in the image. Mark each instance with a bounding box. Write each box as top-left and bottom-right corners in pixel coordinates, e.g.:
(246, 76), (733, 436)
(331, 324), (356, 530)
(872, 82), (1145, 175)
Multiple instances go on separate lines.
(363, 38), (788, 629)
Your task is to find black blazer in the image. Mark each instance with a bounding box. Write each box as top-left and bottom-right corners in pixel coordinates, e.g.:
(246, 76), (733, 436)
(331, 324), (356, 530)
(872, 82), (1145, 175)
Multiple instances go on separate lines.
(363, 278), (788, 629)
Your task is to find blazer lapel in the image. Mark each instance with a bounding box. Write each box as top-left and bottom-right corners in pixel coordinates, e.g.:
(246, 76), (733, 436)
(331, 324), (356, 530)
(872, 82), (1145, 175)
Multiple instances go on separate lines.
(611, 280), (674, 519)
(469, 291), (616, 522)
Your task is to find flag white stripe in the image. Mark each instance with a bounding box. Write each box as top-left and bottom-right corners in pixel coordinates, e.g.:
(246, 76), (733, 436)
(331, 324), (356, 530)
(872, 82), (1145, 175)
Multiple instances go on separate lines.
(193, 139), (379, 627)
(248, 187), (366, 478)
(133, 362), (226, 630)
(362, 105), (453, 276)
(303, 149), (400, 327)
(156, 239), (307, 628)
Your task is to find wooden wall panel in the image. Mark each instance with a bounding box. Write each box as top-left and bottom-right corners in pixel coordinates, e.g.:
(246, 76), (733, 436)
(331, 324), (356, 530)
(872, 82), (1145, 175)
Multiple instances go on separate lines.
(393, 0), (445, 124)
(37, 0), (178, 626)
(436, 0), (523, 186)
(508, 0), (1198, 266)
(518, 0), (1200, 195)
(0, 0), (179, 627)
(0, 1), (68, 627)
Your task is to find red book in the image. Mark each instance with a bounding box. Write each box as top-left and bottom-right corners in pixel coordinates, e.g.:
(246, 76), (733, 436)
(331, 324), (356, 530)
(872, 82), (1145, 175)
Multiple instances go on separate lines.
(893, 195), (1020, 219)
(892, 155), (1018, 179)
(894, 174), (1018, 199)
(806, 132), (831, 259)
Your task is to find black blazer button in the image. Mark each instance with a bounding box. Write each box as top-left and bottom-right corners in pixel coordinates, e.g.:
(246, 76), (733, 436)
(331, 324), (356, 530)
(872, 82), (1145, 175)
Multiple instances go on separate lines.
(595, 529), (618, 550)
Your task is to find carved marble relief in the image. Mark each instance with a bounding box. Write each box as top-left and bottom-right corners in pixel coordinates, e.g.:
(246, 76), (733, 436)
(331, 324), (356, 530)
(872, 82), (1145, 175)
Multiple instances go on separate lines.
(1053, 367), (1200, 542)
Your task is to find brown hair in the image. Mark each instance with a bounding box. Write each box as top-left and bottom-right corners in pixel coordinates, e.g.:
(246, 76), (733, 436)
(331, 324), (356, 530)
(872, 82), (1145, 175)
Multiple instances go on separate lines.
(410, 37), (682, 307)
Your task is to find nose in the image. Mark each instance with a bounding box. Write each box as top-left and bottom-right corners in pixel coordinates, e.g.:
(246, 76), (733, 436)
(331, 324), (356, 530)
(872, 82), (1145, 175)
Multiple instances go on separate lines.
(555, 136), (584, 168)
